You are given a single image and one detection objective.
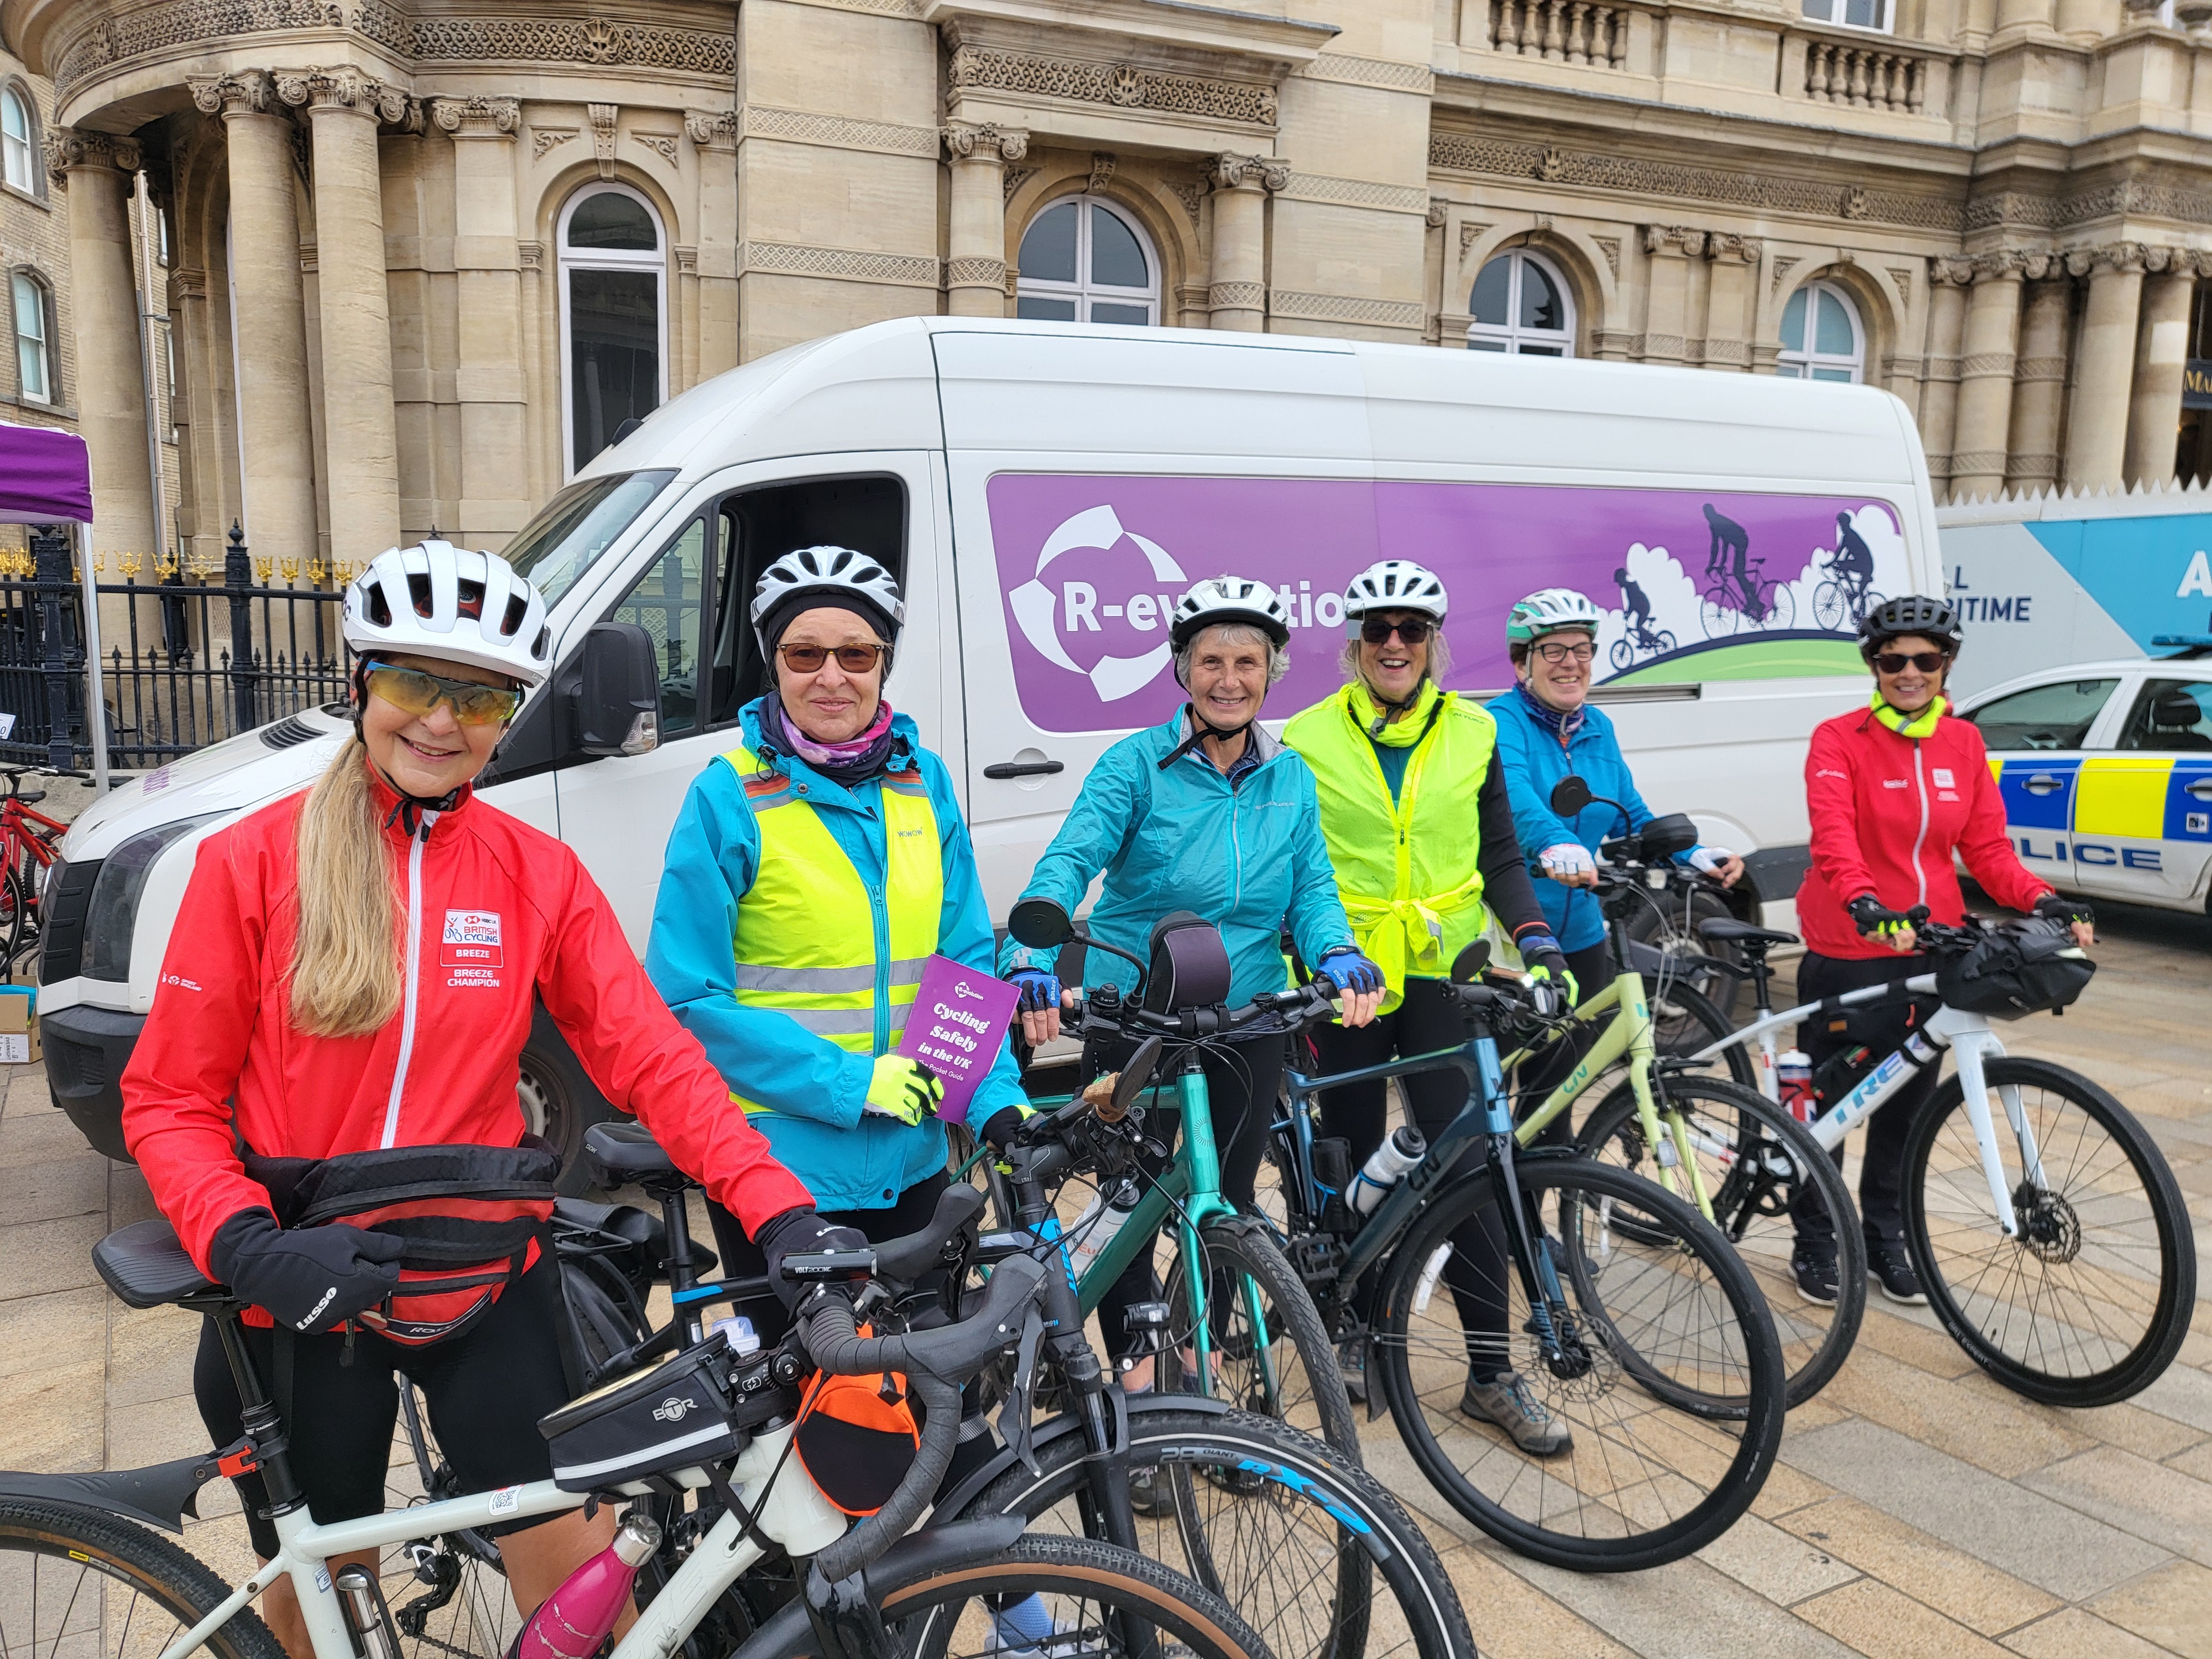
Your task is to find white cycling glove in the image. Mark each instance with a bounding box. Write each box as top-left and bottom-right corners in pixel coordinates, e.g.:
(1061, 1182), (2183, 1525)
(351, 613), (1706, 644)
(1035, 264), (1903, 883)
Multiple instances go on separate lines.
(1538, 843), (1597, 881)
(1687, 845), (1735, 875)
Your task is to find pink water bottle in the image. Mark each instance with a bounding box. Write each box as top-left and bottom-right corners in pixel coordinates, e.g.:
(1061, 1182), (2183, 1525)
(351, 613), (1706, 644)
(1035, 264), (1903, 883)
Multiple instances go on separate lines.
(510, 1512), (660, 1659)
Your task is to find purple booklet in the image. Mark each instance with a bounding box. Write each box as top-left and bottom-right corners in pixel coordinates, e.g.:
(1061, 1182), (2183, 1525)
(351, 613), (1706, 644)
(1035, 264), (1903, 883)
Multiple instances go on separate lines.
(898, 955), (1022, 1125)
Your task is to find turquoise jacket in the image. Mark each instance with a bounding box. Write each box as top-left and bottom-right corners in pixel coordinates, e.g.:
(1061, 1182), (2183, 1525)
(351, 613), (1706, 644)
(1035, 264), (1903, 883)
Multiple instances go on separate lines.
(646, 698), (1025, 1211)
(998, 712), (1356, 1006)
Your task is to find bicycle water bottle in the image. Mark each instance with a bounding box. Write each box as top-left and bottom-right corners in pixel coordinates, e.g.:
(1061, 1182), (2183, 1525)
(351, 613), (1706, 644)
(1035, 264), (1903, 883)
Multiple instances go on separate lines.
(1777, 1050), (1816, 1125)
(1067, 1178), (1142, 1275)
(510, 1511), (660, 1659)
(1349, 1126), (1427, 1215)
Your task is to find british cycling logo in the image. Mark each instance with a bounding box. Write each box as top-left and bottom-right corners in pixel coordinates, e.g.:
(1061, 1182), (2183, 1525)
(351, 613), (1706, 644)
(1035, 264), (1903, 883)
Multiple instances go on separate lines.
(442, 909), (504, 979)
(1008, 505), (1188, 703)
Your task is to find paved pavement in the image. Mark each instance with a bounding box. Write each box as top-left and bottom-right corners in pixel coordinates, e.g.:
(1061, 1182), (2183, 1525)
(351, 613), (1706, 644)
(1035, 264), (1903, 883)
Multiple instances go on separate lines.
(0, 900), (2204, 1656)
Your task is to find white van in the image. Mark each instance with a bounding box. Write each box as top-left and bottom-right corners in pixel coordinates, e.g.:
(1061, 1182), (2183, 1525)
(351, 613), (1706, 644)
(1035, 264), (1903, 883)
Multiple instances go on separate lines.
(40, 317), (1940, 1178)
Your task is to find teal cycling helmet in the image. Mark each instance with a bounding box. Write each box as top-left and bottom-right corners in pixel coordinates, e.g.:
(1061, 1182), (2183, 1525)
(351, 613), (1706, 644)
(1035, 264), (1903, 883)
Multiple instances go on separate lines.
(1505, 588), (1602, 645)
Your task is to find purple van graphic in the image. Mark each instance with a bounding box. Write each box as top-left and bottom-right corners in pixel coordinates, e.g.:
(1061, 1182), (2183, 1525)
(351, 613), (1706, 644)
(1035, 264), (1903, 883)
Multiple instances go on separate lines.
(985, 474), (1907, 736)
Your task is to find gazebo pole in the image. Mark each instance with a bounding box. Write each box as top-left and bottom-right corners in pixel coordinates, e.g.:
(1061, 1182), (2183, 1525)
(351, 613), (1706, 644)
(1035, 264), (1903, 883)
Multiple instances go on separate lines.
(78, 522), (109, 794)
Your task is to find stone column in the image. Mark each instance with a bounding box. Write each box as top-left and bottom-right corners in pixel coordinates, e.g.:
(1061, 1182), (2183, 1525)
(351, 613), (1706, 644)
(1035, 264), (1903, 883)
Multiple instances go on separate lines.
(190, 71), (318, 560)
(1210, 154), (1286, 332)
(1918, 258), (1971, 493)
(1949, 253), (2025, 499)
(2005, 255), (2072, 493)
(431, 97), (530, 547)
(48, 129), (156, 559)
(2063, 242), (2146, 491)
(279, 68), (407, 567)
(685, 112), (739, 377)
(2126, 248), (2196, 486)
(1640, 226), (1705, 364)
(944, 122), (1026, 319)
(1701, 233), (1758, 371)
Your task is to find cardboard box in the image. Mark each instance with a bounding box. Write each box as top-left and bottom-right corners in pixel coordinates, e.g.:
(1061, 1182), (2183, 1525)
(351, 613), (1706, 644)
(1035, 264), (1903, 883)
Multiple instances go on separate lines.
(0, 985), (38, 1064)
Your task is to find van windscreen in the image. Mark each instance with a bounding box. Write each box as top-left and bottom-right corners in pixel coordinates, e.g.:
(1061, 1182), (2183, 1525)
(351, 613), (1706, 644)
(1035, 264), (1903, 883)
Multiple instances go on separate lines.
(504, 469), (676, 608)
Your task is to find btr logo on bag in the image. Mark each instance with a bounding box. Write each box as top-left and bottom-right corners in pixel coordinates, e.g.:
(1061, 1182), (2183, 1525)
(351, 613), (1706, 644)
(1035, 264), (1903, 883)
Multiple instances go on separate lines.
(441, 910), (504, 979)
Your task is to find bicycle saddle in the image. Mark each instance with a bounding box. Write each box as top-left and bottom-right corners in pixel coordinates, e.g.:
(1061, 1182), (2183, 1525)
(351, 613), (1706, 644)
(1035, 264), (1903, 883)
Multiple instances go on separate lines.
(1698, 917), (1799, 951)
(13, 789), (43, 805)
(584, 1120), (682, 1187)
(94, 1219), (220, 1309)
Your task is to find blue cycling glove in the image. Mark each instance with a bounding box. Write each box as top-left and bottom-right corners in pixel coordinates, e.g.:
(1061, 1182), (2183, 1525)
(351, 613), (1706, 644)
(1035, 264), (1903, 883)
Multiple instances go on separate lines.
(1009, 967), (1061, 1014)
(1317, 947), (1385, 997)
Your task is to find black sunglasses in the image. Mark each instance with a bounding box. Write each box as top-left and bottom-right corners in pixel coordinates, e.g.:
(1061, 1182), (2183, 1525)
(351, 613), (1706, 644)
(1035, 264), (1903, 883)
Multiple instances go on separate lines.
(1874, 651), (1950, 674)
(1360, 617), (1435, 646)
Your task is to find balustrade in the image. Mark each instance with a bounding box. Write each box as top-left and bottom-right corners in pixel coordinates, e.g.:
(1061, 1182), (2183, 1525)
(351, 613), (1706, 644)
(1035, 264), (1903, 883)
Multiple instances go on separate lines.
(1490, 0), (1630, 67)
(1804, 40), (1926, 113)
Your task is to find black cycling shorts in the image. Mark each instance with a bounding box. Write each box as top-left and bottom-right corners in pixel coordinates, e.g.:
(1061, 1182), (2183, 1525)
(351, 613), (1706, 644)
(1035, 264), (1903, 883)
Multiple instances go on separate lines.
(194, 1254), (572, 1559)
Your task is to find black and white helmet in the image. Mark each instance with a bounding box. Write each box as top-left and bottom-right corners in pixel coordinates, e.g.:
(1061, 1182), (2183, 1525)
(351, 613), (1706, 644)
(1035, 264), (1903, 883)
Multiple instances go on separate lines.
(1168, 575), (1292, 650)
(1342, 560), (1448, 626)
(749, 546), (906, 658)
(342, 540), (551, 687)
(1857, 593), (1963, 660)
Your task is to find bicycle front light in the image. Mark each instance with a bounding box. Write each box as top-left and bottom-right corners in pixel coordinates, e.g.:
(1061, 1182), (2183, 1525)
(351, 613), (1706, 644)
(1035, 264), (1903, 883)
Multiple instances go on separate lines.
(82, 813), (227, 982)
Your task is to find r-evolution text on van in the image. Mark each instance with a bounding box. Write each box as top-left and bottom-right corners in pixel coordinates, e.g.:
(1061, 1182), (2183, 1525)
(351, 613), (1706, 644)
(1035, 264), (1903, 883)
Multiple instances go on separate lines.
(40, 318), (1942, 1180)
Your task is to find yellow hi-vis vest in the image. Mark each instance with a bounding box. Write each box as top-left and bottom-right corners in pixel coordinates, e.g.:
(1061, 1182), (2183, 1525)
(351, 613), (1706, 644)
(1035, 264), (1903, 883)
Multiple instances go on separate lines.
(717, 745), (942, 1112)
(1281, 685), (1498, 1013)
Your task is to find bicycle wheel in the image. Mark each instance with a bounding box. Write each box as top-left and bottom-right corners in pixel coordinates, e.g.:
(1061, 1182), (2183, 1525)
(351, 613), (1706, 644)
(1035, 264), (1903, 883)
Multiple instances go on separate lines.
(382, 1385), (521, 1659)
(1608, 637), (1634, 672)
(0, 1498), (288, 1659)
(1653, 629), (1676, 654)
(1698, 592), (1738, 640)
(750, 1535), (1270, 1659)
(1159, 1218), (1359, 1459)
(1903, 1056), (2196, 1407)
(1813, 581), (1844, 631)
(1373, 1158), (1785, 1572)
(1625, 887), (1744, 1024)
(1580, 1075), (1865, 1407)
(0, 864), (29, 975)
(962, 1406), (1471, 1659)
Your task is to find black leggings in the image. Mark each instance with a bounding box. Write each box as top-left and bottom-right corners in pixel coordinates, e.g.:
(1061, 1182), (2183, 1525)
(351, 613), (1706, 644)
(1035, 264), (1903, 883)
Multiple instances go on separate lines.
(1791, 950), (1934, 1251)
(195, 1254), (572, 1559)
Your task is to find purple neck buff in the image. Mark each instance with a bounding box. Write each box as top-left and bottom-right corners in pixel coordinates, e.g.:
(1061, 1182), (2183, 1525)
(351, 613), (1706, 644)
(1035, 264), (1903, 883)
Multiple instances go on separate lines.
(770, 693), (900, 784)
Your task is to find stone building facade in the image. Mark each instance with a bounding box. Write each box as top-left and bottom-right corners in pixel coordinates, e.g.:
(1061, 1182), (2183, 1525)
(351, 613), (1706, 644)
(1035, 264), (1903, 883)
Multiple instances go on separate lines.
(7, 0), (2212, 572)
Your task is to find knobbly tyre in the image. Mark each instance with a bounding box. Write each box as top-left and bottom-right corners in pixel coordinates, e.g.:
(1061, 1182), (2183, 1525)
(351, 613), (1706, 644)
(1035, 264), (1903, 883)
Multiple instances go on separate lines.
(0, 1204), (1276, 1659)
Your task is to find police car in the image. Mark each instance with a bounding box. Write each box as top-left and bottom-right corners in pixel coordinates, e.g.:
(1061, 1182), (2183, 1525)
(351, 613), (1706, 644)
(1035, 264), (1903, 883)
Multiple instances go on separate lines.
(1955, 644), (2212, 915)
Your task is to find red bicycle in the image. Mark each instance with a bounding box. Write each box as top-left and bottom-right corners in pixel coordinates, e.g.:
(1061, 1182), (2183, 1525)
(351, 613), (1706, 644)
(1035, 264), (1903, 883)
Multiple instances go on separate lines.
(0, 765), (72, 972)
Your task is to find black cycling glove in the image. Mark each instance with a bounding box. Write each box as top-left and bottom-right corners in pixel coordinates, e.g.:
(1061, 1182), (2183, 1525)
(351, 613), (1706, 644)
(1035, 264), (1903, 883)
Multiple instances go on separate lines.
(1848, 895), (1917, 942)
(2033, 893), (2094, 928)
(756, 1206), (870, 1314)
(208, 1208), (404, 1334)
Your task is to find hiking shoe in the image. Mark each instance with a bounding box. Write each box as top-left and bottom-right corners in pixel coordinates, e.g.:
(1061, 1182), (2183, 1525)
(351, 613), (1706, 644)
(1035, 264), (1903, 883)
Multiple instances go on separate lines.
(1869, 1245), (1927, 1305)
(1460, 1370), (1572, 1456)
(1338, 1339), (1367, 1404)
(1792, 1248), (1839, 1307)
(1127, 1462), (1176, 1516)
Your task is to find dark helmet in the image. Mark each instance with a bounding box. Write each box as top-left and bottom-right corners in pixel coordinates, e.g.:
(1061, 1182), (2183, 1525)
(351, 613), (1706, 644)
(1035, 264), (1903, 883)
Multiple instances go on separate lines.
(1857, 594), (1963, 661)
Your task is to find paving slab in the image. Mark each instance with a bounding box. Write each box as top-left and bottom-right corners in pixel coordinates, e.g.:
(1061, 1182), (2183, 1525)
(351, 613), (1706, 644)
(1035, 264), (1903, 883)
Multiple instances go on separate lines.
(1691, 1509), (1861, 1606)
(0, 1154), (108, 1228)
(2001, 1607), (2178, 1658)
(2131, 1360), (2212, 1437)
(2017, 1444), (2212, 1563)
(2086, 1558), (2212, 1657)
(1793, 1578), (2015, 1659)
(1775, 1495), (2064, 1636)
(1503, 1550), (1865, 1659)
(0, 1208), (109, 1300)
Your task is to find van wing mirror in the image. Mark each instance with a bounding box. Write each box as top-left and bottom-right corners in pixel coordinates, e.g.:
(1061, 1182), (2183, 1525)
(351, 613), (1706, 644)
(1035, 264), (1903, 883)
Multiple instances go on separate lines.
(573, 622), (662, 758)
(1008, 898), (1074, 951)
(1549, 775), (1593, 816)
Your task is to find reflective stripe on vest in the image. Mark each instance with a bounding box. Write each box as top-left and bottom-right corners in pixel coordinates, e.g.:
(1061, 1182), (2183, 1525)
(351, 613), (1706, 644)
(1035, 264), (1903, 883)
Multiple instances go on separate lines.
(717, 745), (942, 1107)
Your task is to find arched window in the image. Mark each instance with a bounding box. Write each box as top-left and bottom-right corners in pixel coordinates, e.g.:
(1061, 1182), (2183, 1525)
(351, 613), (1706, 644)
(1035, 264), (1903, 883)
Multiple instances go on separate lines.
(12, 272), (50, 403)
(1, 86), (36, 196)
(559, 184), (666, 474)
(1778, 280), (1865, 382)
(1467, 249), (1574, 356)
(1015, 196), (1159, 325)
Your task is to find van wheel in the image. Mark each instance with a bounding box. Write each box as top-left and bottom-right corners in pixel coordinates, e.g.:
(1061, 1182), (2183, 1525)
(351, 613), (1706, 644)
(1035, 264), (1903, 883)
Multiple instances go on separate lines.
(518, 1004), (617, 1197)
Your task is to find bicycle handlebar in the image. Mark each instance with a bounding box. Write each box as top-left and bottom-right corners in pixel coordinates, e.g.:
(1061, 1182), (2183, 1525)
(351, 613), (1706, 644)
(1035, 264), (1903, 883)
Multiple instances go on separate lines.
(1066, 979), (1338, 1046)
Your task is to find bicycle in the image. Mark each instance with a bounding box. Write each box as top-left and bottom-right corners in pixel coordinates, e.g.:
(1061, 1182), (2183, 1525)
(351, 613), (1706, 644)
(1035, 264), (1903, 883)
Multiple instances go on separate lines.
(1606, 616), (1676, 672)
(999, 899), (1359, 1462)
(550, 1115), (1474, 1659)
(0, 1209), (1274, 1659)
(1265, 938), (1788, 1572)
(1681, 908), (2198, 1407)
(1810, 551), (1882, 633)
(1698, 556), (1794, 639)
(0, 764), (72, 971)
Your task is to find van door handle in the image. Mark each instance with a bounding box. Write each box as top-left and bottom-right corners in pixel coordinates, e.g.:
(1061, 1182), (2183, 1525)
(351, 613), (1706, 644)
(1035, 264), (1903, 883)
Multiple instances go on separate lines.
(2187, 778), (2212, 802)
(984, 759), (1066, 780)
(2023, 774), (2065, 795)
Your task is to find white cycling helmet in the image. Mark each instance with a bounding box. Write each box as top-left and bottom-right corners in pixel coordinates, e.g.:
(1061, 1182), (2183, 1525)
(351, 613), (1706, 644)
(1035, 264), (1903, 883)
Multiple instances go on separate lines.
(1343, 560), (1448, 625)
(343, 540), (551, 687)
(750, 546), (905, 658)
(1168, 575), (1292, 651)
(1505, 587), (1602, 645)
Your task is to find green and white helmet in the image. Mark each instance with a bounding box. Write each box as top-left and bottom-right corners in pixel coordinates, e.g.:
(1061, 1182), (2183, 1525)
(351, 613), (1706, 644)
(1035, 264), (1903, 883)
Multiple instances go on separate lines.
(1505, 588), (1602, 644)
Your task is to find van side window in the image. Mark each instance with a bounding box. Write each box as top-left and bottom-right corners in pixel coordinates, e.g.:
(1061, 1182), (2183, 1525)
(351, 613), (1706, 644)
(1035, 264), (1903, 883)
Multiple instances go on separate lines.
(612, 516), (708, 735)
(707, 474), (907, 728)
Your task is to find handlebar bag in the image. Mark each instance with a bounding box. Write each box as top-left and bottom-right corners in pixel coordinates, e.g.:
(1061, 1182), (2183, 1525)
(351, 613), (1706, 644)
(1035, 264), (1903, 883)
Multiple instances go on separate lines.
(242, 1137), (559, 1346)
(538, 1330), (786, 1493)
(795, 1338), (919, 1516)
(1142, 910), (1233, 1015)
(1933, 926), (2095, 1021)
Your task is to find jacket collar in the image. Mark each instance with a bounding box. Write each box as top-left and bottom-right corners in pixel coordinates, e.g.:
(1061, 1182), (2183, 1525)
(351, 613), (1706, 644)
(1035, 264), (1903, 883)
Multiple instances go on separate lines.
(366, 757), (473, 846)
(1150, 707), (1281, 776)
(739, 695), (921, 803)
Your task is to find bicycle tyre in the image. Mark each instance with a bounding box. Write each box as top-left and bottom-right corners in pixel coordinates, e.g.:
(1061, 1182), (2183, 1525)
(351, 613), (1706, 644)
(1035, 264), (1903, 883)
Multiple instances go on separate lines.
(1159, 1216), (1359, 1460)
(1902, 1055), (2196, 1407)
(1, 863), (29, 975)
(1580, 1074), (1866, 1407)
(959, 1406), (1472, 1659)
(748, 1535), (1271, 1659)
(0, 1498), (289, 1659)
(1813, 581), (1844, 631)
(1608, 637), (1634, 672)
(1374, 1159), (1785, 1572)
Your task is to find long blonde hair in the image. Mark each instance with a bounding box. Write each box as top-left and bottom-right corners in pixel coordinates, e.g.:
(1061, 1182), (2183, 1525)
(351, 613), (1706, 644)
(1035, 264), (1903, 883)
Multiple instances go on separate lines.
(288, 738), (401, 1037)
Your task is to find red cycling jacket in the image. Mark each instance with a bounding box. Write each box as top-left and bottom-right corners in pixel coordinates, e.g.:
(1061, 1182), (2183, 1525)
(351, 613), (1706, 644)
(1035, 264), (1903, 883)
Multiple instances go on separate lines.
(122, 764), (813, 1279)
(1797, 703), (2054, 960)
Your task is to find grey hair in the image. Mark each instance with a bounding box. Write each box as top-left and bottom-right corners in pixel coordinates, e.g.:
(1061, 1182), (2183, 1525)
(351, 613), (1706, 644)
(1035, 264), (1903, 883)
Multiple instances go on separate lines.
(1176, 622), (1290, 687)
(1339, 627), (1452, 687)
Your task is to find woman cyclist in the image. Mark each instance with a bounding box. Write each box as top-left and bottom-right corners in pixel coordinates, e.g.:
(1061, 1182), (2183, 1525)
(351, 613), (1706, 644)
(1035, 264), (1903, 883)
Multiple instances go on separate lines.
(1281, 560), (1576, 1453)
(121, 542), (821, 1659)
(1000, 575), (1385, 1399)
(1792, 595), (2094, 1308)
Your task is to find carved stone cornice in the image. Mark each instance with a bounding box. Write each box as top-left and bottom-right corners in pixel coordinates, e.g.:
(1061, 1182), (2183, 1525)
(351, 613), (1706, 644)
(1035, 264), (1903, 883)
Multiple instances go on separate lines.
(43, 126), (140, 180)
(276, 66), (413, 125)
(685, 110), (739, 151)
(189, 69), (278, 118)
(431, 97), (522, 139)
(943, 121), (1028, 164)
(1214, 153), (1288, 192)
(947, 39), (1279, 130)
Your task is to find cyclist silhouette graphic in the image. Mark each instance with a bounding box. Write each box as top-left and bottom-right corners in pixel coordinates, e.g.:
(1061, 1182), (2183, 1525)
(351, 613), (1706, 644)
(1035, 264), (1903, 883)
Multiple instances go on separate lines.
(1616, 566), (1652, 629)
(1833, 509), (1874, 596)
(1704, 502), (1751, 587)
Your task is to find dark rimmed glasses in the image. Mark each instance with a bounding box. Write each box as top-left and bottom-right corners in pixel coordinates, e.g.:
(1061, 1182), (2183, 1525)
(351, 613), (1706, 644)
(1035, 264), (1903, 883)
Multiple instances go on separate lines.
(1874, 651), (1950, 675)
(1360, 617), (1436, 646)
(778, 641), (889, 674)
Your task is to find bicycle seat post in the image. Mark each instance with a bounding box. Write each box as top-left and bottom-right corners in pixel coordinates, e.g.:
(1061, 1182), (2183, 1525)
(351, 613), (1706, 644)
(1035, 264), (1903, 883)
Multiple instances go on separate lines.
(209, 1307), (307, 1519)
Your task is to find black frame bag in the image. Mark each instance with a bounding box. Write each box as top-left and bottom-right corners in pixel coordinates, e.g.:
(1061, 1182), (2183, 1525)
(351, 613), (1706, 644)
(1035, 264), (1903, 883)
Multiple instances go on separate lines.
(1934, 925), (2095, 1021)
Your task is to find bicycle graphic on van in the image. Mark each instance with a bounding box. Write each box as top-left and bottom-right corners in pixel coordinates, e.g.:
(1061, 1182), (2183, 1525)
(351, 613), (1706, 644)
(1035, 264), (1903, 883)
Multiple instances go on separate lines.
(1812, 509), (1884, 629)
(1698, 503), (1796, 638)
(1610, 565), (1677, 670)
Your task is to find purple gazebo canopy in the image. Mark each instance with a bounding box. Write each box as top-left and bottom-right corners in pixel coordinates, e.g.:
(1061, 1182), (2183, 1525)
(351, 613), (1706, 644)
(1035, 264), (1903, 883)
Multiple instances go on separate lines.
(0, 421), (92, 525)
